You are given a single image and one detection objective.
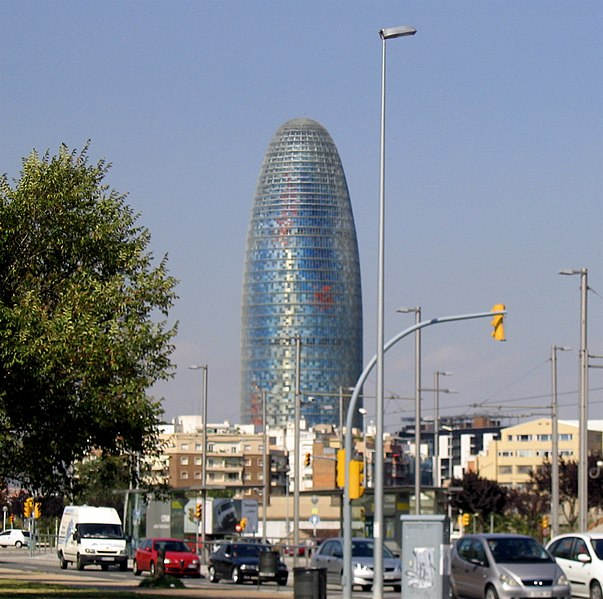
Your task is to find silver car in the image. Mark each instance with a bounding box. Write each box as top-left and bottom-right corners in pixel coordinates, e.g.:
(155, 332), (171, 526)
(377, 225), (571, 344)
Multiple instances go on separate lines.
(450, 533), (570, 599)
(310, 537), (401, 592)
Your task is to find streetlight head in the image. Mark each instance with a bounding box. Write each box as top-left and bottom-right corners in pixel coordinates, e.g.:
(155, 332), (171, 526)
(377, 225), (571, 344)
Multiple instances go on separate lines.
(558, 346), (572, 352)
(397, 306), (420, 314)
(380, 26), (417, 40)
(558, 269), (583, 276)
(439, 371), (453, 377)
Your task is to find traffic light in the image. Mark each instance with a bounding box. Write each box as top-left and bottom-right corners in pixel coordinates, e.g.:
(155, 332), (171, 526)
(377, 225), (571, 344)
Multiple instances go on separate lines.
(541, 515), (549, 530)
(462, 513), (470, 527)
(304, 452), (311, 467)
(23, 498), (33, 518)
(337, 449), (346, 488)
(34, 502), (41, 519)
(9, 514), (14, 525)
(240, 517), (247, 531)
(349, 459), (365, 499)
(491, 304), (506, 341)
(195, 503), (202, 520)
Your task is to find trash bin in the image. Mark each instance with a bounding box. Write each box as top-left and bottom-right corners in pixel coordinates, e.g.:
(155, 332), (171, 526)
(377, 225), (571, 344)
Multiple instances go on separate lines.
(294, 567), (327, 599)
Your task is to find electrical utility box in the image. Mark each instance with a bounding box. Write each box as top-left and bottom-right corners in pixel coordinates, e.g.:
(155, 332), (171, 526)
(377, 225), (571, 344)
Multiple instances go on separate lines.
(400, 514), (450, 598)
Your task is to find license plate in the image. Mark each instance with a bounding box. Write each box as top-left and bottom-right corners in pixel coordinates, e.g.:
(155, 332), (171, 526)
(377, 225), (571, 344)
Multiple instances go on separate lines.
(101, 557), (113, 561)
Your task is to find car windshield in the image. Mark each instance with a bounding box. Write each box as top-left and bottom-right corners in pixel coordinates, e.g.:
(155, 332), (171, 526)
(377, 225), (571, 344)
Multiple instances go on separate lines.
(487, 538), (551, 563)
(155, 540), (190, 553)
(77, 524), (124, 539)
(591, 539), (603, 560)
(351, 541), (394, 559)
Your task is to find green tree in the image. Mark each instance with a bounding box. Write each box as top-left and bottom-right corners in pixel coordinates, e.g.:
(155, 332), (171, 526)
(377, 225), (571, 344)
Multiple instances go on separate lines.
(0, 144), (178, 495)
(450, 471), (508, 530)
(529, 454), (603, 530)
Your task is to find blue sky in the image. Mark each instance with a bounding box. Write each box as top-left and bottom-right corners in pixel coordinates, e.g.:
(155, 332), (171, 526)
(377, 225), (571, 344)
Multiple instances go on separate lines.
(2, 1), (601, 430)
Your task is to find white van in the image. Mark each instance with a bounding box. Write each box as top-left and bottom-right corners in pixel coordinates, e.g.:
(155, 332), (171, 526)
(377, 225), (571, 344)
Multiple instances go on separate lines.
(57, 505), (128, 571)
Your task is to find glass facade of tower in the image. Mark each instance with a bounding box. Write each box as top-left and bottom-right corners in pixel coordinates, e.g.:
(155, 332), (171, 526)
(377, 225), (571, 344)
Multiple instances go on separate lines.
(241, 118), (363, 429)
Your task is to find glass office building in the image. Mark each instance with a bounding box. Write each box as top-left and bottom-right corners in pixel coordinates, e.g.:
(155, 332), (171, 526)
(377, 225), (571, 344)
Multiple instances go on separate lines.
(241, 118), (363, 428)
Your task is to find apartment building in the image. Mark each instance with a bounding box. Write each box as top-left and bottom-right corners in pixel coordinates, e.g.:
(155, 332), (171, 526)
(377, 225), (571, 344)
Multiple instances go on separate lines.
(476, 418), (602, 489)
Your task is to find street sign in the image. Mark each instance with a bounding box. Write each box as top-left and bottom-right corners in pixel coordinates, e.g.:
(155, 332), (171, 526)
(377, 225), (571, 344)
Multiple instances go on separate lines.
(309, 514), (320, 526)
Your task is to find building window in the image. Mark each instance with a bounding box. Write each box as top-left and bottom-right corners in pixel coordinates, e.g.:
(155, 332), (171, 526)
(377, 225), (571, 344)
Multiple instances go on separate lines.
(498, 466), (512, 475)
(560, 434), (573, 441)
(537, 434), (551, 441)
(181, 443), (189, 451)
(195, 457), (202, 465)
(517, 465), (532, 474)
(181, 457), (189, 465)
(517, 450), (533, 458)
(244, 473), (252, 481)
(245, 458), (251, 466)
(517, 435), (532, 442)
(194, 471), (202, 479)
(497, 451), (514, 457)
(180, 471), (189, 479)
(195, 443), (202, 451)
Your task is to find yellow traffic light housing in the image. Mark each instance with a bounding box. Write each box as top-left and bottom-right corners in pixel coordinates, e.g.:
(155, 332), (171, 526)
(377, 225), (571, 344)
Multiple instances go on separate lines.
(195, 503), (202, 520)
(336, 449), (346, 488)
(23, 497), (33, 518)
(304, 452), (311, 467)
(34, 502), (41, 519)
(349, 459), (365, 499)
(541, 515), (549, 529)
(240, 517), (247, 531)
(491, 304), (506, 341)
(462, 513), (470, 527)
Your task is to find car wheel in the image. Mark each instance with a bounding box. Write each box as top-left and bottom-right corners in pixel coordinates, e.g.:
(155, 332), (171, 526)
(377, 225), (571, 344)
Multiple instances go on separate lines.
(485, 586), (499, 599)
(119, 561), (127, 572)
(101, 564), (109, 571)
(278, 576), (288, 586)
(393, 585), (401, 593)
(15, 541), (23, 548)
(149, 561), (156, 576)
(231, 565), (242, 584)
(361, 584), (372, 592)
(591, 581), (603, 599)
(209, 565), (219, 583)
(76, 554), (85, 571)
(59, 553), (68, 570)
(133, 559), (142, 576)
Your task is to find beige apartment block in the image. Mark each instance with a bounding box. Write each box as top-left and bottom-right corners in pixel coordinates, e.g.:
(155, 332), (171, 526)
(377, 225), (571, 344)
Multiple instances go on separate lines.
(477, 418), (601, 490)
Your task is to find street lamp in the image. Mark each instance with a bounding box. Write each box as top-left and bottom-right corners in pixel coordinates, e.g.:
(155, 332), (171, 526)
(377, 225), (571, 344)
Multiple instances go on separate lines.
(374, 24), (416, 599)
(189, 364), (208, 561)
(551, 345), (571, 538)
(559, 267), (589, 530)
(397, 306), (422, 513)
(292, 336), (302, 567)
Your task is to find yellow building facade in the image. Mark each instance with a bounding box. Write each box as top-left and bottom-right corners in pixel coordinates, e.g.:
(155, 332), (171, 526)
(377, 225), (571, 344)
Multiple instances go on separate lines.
(477, 418), (580, 490)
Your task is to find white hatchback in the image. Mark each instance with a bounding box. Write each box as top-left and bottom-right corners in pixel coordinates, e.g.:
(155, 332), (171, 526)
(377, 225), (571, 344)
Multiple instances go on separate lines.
(0, 529), (30, 548)
(546, 533), (603, 599)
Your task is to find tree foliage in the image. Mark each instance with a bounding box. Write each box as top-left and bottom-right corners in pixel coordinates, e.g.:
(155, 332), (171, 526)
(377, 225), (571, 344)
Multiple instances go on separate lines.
(0, 144), (178, 495)
(450, 471), (508, 527)
(528, 454), (603, 529)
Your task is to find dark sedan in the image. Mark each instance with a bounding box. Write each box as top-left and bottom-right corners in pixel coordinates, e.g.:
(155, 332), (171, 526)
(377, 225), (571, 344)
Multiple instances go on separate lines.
(208, 542), (288, 585)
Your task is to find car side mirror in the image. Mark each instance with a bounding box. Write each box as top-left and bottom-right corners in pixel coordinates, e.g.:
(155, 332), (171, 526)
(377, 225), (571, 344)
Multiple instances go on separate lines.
(577, 553), (591, 563)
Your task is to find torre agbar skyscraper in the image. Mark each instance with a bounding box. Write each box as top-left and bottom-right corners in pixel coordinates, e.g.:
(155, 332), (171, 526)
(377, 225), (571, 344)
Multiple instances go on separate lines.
(241, 118), (363, 429)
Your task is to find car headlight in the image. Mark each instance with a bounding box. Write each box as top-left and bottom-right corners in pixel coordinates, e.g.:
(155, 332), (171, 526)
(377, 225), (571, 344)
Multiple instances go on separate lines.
(84, 548), (95, 554)
(353, 563), (373, 574)
(499, 573), (521, 588)
(164, 558), (173, 564)
(557, 573), (569, 586)
(240, 563), (251, 570)
(191, 559), (200, 565)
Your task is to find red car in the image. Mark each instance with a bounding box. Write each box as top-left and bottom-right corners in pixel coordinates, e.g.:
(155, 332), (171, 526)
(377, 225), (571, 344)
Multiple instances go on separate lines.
(133, 538), (201, 577)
